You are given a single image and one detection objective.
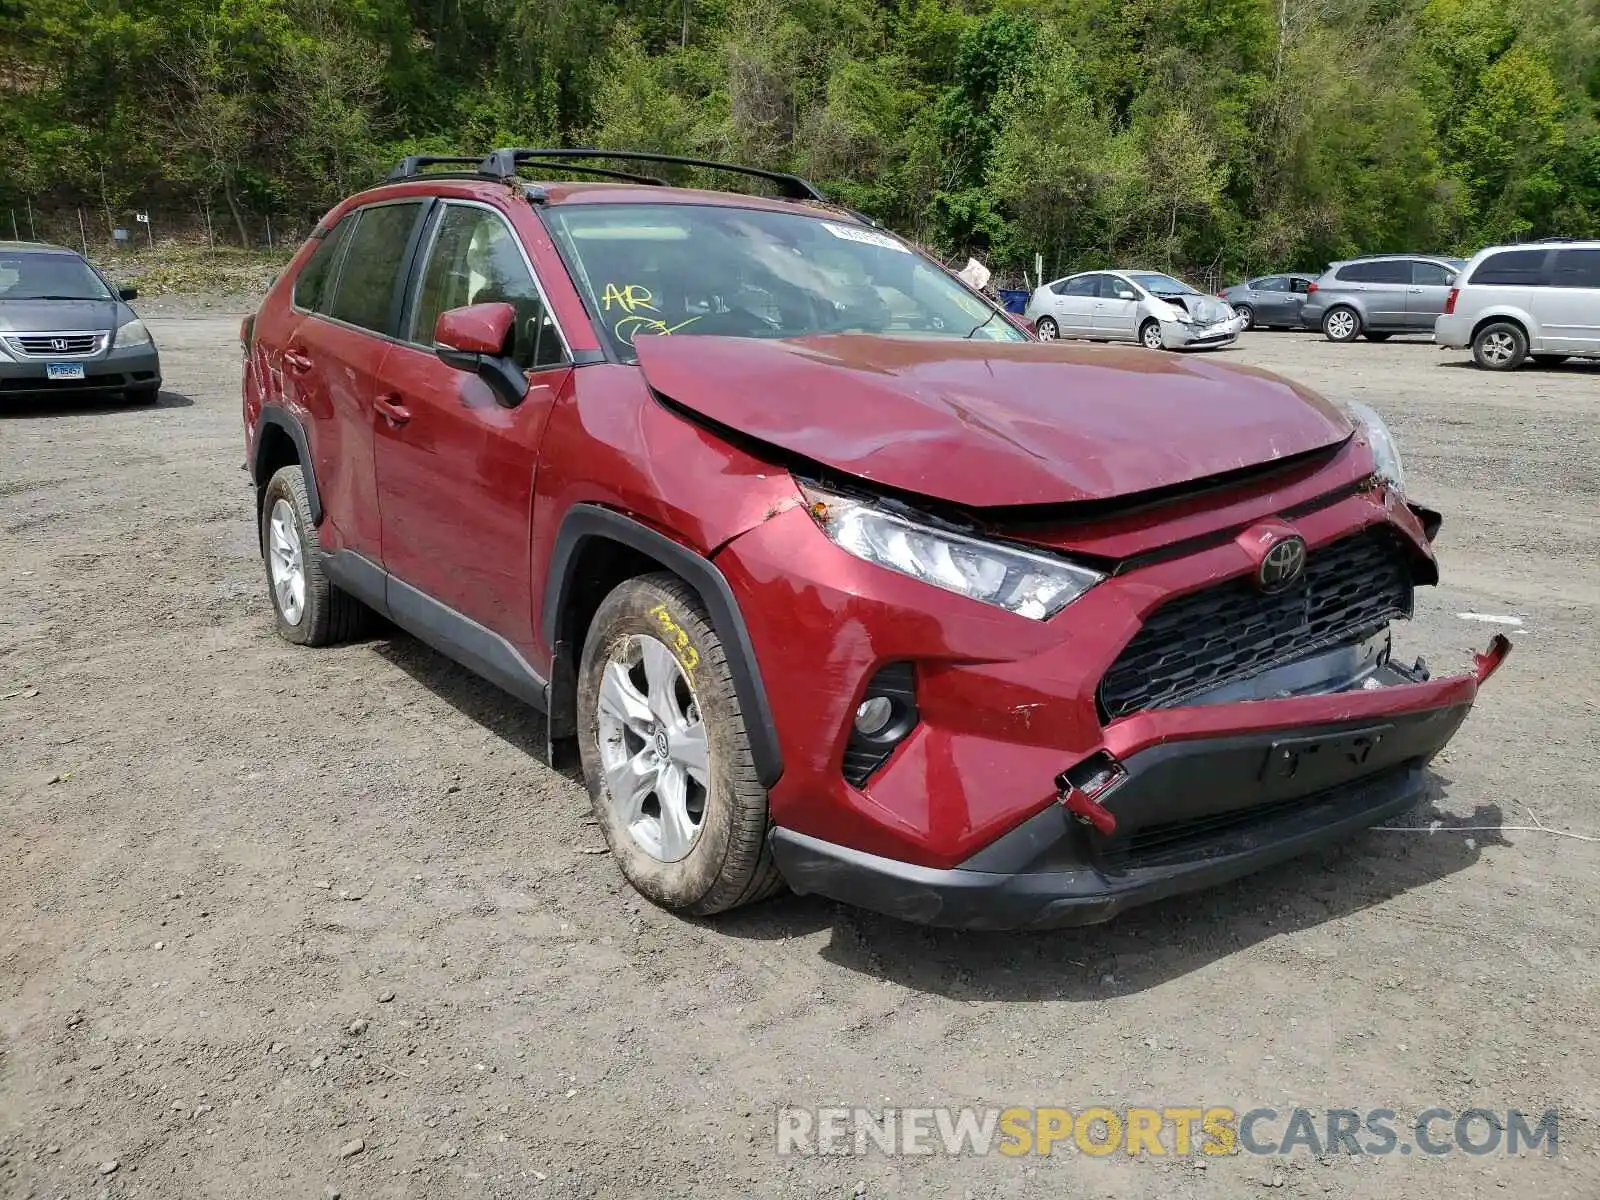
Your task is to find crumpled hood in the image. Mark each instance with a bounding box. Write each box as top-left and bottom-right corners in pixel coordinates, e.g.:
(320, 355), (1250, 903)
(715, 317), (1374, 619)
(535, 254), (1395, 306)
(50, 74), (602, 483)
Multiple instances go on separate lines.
(1158, 294), (1234, 325)
(0, 298), (122, 335)
(634, 335), (1353, 508)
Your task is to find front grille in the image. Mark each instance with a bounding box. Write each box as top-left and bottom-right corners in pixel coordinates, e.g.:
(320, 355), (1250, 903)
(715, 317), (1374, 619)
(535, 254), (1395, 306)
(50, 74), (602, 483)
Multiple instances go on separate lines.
(1098, 528), (1414, 720)
(7, 332), (105, 357)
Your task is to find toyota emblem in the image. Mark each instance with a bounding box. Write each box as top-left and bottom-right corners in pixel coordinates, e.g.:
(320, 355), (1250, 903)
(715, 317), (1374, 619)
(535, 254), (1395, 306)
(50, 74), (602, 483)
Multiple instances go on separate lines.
(1258, 535), (1308, 592)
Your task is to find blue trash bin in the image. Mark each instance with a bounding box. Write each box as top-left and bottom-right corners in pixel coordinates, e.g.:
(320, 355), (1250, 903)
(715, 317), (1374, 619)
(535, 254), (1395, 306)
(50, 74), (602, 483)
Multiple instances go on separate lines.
(998, 289), (1029, 314)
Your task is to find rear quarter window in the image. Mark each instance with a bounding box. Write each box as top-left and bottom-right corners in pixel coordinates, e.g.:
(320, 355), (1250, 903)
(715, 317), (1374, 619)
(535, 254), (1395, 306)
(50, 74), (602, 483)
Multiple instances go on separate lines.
(1468, 250), (1549, 287)
(292, 216), (354, 313)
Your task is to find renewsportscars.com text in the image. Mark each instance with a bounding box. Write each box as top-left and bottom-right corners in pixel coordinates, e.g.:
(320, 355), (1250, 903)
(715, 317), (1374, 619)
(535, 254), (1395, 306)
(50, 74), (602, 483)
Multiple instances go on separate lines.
(776, 1106), (1559, 1158)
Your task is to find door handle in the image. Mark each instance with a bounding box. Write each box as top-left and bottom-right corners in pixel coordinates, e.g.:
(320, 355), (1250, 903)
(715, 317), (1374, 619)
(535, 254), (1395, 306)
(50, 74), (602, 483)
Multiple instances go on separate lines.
(374, 393), (411, 425)
(283, 349), (313, 373)
(1407, 288), (1423, 294)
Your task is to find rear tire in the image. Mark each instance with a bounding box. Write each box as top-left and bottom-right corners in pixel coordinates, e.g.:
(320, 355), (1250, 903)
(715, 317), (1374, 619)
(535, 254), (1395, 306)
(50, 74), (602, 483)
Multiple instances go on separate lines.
(1034, 316), (1059, 341)
(1472, 321), (1527, 371)
(1234, 304), (1255, 331)
(260, 465), (374, 646)
(1322, 307), (1361, 342)
(577, 572), (783, 917)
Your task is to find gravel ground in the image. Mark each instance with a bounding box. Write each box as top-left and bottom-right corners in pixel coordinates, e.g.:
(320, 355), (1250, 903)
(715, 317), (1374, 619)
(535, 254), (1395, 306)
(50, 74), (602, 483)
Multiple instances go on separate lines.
(2, 318), (1597, 1199)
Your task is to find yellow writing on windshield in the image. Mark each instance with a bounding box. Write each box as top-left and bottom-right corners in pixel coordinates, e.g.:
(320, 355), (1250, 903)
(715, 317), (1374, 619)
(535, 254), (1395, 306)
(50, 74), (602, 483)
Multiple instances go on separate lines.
(601, 282), (657, 313)
(602, 281), (701, 345)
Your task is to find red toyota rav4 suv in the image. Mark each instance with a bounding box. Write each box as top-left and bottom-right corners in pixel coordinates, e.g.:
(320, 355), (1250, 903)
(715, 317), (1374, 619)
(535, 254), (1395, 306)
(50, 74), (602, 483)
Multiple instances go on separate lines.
(241, 149), (1508, 928)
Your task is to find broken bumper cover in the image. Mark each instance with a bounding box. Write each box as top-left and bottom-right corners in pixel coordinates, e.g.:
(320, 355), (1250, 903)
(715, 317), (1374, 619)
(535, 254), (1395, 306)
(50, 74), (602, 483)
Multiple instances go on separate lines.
(1161, 314), (1246, 350)
(771, 638), (1509, 929)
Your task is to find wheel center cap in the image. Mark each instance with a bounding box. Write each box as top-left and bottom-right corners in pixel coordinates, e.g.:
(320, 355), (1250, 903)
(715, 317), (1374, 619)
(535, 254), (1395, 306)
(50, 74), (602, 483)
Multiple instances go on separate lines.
(653, 728), (670, 760)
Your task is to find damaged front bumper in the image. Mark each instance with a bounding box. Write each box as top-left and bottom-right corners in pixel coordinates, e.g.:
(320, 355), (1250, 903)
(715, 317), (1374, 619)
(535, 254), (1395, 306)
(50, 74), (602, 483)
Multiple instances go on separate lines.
(1160, 313), (1247, 350)
(770, 635), (1510, 929)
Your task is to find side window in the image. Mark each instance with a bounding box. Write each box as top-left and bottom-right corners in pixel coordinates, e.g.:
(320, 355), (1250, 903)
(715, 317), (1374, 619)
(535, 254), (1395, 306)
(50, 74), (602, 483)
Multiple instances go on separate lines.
(1336, 262), (1377, 283)
(1468, 250), (1548, 287)
(1102, 276), (1136, 299)
(325, 202), (425, 334)
(292, 216), (353, 313)
(1256, 277), (1287, 292)
(1370, 260), (1410, 284)
(411, 204), (567, 370)
(1548, 249), (1600, 289)
(1059, 275), (1098, 297)
(1289, 277), (1311, 294)
(1411, 260), (1455, 286)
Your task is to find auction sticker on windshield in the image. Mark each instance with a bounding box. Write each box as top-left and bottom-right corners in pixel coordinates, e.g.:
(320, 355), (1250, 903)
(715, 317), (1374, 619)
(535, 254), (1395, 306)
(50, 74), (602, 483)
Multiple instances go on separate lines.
(821, 222), (910, 253)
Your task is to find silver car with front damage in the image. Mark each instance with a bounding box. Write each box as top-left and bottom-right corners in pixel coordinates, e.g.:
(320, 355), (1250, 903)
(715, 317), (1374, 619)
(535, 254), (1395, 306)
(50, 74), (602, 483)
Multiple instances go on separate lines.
(1025, 270), (1244, 350)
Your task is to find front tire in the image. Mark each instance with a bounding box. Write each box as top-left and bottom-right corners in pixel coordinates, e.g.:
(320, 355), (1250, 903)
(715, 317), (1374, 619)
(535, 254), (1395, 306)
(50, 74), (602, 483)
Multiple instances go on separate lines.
(1139, 319), (1164, 350)
(260, 465), (372, 646)
(1322, 307), (1361, 342)
(1034, 316), (1059, 341)
(1472, 321), (1527, 371)
(577, 572), (782, 916)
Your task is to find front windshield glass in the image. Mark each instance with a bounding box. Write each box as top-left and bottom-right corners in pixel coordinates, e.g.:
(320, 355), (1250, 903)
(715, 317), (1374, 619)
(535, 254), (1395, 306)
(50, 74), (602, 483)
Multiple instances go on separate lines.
(543, 203), (1024, 359)
(1126, 272), (1196, 296)
(0, 252), (112, 301)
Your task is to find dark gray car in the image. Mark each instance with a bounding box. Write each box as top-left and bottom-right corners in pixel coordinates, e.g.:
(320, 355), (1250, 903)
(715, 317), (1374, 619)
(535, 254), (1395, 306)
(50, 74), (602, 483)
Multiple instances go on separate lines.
(0, 242), (162, 403)
(1217, 273), (1317, 330)
(1299, 254), (1466, 342)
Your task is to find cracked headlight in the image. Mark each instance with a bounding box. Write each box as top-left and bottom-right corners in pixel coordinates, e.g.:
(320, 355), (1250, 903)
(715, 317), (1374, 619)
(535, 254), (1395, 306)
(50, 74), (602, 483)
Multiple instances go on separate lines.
(802, 486), (1103, 620)
(1346, 401), (1405, 493)
(115, 319), (152, 348)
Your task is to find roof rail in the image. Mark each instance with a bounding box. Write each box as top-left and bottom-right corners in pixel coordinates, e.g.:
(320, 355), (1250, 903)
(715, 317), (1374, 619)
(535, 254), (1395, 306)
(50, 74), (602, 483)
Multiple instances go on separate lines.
(513, 160), (669, 186)
(479, 147), (827, 202)
(386, 155), (484, 181)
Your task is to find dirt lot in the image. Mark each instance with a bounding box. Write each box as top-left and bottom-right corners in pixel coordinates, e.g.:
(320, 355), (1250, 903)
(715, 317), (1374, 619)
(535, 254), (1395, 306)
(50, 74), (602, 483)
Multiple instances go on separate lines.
(2, 320), (1597, 1199)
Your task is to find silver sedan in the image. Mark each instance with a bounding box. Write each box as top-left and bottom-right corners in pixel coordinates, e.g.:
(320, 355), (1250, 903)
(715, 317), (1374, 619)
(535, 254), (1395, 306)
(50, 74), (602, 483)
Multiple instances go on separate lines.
(1024, 270), (1245, 350)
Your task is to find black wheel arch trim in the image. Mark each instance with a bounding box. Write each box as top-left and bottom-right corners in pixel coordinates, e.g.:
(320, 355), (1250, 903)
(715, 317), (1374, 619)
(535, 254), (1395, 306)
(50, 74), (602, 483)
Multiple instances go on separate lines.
(254, 406), (323, 526)
(542, 503), (785, 789)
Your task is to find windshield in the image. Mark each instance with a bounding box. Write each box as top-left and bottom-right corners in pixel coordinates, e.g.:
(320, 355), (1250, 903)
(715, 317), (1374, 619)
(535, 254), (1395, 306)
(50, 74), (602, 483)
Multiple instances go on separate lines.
(0, 252), (112, 301)
(543, 204), (1024, 359)
(1126, 272), (1197, 297)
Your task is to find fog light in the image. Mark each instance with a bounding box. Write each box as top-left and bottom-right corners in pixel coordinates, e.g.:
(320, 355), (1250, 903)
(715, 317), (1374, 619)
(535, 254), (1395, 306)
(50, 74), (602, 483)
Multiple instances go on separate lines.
(854, 696), (895, 737)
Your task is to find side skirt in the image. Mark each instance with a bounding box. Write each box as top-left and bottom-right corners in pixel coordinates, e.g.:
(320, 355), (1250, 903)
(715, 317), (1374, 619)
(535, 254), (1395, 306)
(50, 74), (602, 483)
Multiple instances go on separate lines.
(323, 549), (550, 714)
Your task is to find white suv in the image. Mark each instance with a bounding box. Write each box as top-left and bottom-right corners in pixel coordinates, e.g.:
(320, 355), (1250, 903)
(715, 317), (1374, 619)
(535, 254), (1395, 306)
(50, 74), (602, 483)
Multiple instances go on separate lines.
(1435, 239), (1600, 370)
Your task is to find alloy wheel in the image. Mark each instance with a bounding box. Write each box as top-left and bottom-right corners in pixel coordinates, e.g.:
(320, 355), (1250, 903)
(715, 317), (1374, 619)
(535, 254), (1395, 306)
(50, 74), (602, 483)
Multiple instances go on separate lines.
(595, 634), (711, 863)
(267, 498), (307, 626)
(1141, 323), (1163, 350)
(1480, 331), (1516, 366)
(1326, 310), (1356, 340)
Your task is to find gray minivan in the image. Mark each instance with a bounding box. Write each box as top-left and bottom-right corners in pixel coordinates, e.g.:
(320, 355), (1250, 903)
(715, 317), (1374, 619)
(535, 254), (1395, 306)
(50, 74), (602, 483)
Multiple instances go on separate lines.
(1434, 240), (1600, 370)
(1300, 254), (1466, 342)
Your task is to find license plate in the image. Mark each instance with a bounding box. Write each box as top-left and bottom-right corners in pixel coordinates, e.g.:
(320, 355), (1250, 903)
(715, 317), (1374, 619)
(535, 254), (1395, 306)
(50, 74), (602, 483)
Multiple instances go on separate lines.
(47, 363), (86, 381)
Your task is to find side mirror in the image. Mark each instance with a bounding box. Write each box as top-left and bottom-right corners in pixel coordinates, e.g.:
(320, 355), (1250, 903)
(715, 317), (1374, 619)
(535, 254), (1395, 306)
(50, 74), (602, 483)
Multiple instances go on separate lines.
(435, 302), (526, 408)
(1115, 289), (1136, 300)
(118, 286), (138, 301)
